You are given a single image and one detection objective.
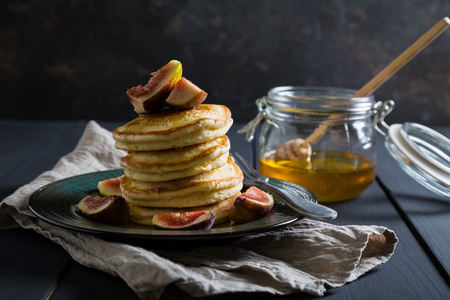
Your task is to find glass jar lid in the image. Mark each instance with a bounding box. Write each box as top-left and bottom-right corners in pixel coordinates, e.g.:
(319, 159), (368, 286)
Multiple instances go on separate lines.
(375, 101), (450, 197)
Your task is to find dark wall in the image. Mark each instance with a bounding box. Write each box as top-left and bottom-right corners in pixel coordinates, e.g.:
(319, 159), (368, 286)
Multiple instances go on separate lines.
(2, 0), (450, 126)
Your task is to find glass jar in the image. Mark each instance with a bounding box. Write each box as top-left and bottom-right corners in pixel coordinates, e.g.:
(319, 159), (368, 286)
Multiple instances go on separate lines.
(241, 86), (381, 203)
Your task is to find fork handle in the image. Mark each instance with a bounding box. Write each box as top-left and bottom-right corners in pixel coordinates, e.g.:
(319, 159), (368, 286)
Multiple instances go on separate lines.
(250, 180), (338, 220)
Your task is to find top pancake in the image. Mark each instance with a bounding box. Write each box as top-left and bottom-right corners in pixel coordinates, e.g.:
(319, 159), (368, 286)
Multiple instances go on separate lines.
(113, 104), (232, 151)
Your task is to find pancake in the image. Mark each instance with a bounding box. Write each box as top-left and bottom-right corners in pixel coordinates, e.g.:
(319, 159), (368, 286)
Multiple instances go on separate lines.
(124, 152), (228, 182)
(128, 193), (238, 226)
(113, 104), (232, 151)
(124, 182), (242, 208)
(121, 135), (230, 182)
(121, 156), (243, 207)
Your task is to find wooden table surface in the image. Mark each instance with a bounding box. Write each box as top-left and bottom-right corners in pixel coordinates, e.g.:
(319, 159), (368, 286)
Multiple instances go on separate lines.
(1, 119), (449, 300)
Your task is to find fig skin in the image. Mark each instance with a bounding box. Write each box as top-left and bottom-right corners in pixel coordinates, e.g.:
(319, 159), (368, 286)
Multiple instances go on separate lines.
(152, 210), (215, 230)
(97, 175), (124, 196)
(230, 186), (274, 224)
(165, 77), (207, 110)
(76, 195), (129, 225)
(127, 60), (183, 114)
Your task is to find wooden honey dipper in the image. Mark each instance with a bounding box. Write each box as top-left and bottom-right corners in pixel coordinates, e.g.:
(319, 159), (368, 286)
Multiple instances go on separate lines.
(274, 17), (450, 162)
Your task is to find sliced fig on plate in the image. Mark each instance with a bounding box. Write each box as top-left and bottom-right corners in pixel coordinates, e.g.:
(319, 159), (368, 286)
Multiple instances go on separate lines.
(127, 60), (183, 114)
(152, 210), (215, 230)
(76, 195), (129, 225)
(97, 175), (124, 196)
(230, 186), (274, 224)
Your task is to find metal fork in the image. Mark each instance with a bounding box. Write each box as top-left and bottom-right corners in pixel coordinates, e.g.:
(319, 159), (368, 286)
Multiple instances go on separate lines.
(233, 152), (337, 220)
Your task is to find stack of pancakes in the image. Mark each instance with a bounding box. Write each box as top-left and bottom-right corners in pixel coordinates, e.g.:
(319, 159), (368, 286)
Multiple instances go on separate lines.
(112, 104), (243, 226)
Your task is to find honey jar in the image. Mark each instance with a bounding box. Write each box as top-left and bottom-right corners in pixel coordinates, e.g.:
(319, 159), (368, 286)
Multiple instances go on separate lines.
(241, 86), (382, 203)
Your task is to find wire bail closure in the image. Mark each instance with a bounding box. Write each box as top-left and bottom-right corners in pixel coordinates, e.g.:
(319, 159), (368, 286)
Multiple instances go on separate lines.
(237, 97), (268, 142)
(373, 100), (395, 137)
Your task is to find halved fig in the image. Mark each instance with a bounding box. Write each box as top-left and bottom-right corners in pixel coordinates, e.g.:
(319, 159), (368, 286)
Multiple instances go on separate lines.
(229, 186), (274, 224)
(97, 175), (124, 196)
(152, 210), (215, 230)
(127, 60), (183, 114)
(76, 195), (129, 225)
(165, 77), (207, 110)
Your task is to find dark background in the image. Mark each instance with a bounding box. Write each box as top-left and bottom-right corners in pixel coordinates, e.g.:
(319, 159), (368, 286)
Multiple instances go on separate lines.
(1, 0), (450, 126)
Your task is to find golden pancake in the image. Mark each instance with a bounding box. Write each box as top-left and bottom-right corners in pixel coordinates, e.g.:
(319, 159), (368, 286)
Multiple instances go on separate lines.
(123, 183), (242, 208)
(113, 104), (232, 151)
(124, 152), (228, 182)
(121, 156), (243, 207)
(120, 135), (230, 182)
(128, 193), (238, 226)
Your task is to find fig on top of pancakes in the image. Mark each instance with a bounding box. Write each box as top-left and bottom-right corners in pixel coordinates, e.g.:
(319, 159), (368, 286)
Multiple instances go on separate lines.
(112, 104), (232, 151)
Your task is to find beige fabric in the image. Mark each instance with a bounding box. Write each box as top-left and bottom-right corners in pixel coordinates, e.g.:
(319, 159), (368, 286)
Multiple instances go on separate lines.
(0, 121), (398, 300)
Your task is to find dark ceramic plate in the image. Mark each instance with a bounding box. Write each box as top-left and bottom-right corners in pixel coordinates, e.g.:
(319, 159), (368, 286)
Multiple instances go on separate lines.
(29, 169), (302, 240)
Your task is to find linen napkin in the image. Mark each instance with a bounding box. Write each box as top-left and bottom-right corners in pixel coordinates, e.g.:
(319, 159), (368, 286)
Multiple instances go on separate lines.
(0, 121), (398, 300)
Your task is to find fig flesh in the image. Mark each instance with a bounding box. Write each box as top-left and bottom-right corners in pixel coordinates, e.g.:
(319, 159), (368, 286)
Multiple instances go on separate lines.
(127, 60), (182, 114)
(152, 210), (215, 230)
(97, 175), (124, 196)
(230, 186), (274, 224)
(76, 195), (129, 225)
(165, 77), (207, 110)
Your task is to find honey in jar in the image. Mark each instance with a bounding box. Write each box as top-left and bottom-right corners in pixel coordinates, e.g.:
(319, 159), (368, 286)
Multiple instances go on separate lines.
(259, 150), (377, 202)
(241, 86), (381, 203)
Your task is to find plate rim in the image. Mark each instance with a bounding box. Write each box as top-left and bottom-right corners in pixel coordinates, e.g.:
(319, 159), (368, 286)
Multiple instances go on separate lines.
(29, 169), (302, 241)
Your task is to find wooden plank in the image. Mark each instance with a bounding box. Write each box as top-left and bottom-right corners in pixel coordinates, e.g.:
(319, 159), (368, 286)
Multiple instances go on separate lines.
(376, 126), (450, 281)
(0, 228), (73, 300)
(49, 261), (140, 300)
(325, 182), (450, 299)
(0, 120), (88, 300)
(0, 119), (85, 188)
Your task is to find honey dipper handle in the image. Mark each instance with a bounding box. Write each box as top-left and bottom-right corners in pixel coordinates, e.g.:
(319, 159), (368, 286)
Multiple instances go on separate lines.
(301, 17), (450, 148)
(354, 17), (450, 97)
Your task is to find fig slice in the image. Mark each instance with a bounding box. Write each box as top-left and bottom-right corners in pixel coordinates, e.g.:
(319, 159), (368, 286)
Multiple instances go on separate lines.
(126, 60), (183, 114)
(165, 77), (207, 110)
(152, 210), (215, 230)
(76, 195), (129, 225)
(97, 175), (124, 196)
(230, 186), (274, 224)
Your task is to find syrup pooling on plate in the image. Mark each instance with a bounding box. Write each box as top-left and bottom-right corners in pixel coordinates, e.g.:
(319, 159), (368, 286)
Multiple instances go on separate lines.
(260, 150), (376, 202)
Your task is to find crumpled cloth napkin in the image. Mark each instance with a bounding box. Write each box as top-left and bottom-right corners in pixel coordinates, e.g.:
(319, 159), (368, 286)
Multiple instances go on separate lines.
(0, 121), (398, 299)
